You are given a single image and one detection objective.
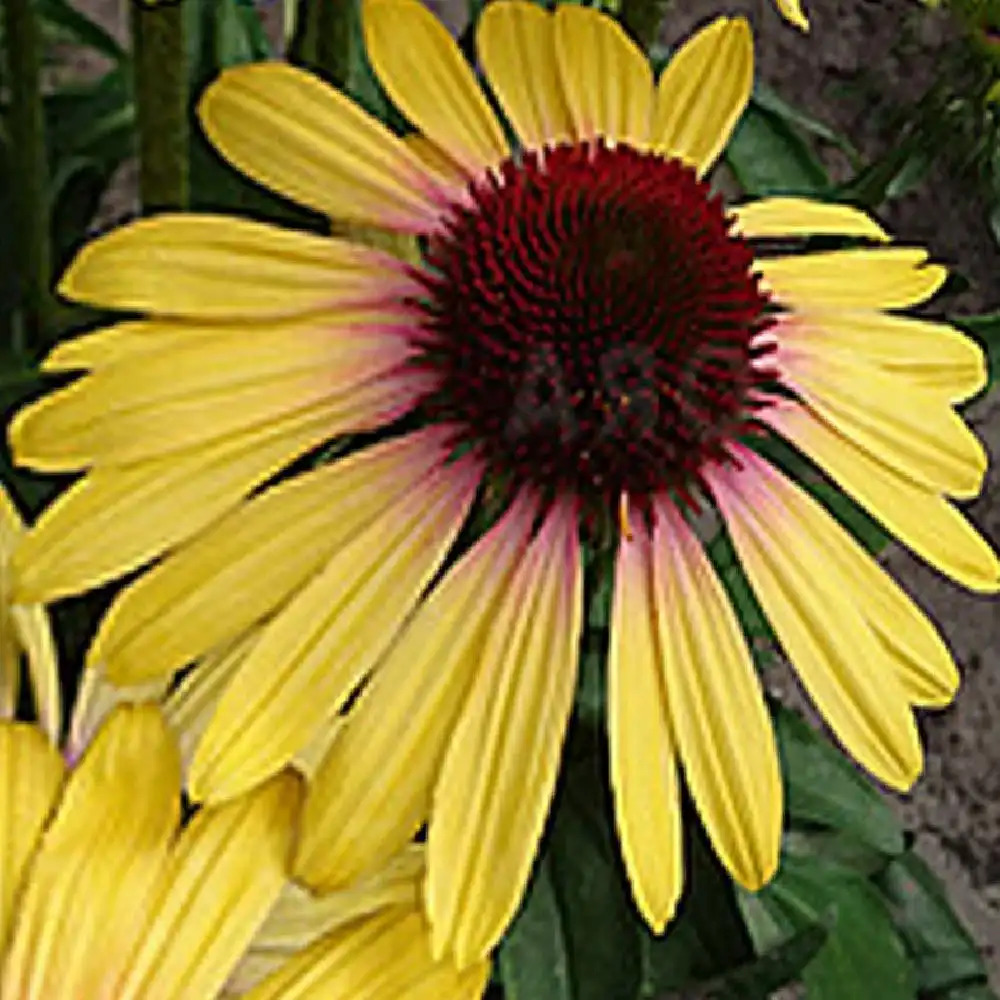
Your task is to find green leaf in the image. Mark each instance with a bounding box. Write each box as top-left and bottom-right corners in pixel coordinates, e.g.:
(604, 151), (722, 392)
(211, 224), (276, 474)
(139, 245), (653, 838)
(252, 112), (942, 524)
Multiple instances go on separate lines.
(753, 856), (917, 1000)
(213, 0), (272, 68)
(707, 530), (774, 643)
(498, 858), (573, 1000)
(875, 851), (990, 994)
(698, 919), (830, 1000)
(498, 742), (643, 1000)
(774, 705), (904, 858)
(36, 0), (128, 61)
(725, 103), (831, 198)
(752, 85), (860, 168)
(550, 752), (645, 1000)
(643, 814), (757, 996)
(952, 311), (1000, 401)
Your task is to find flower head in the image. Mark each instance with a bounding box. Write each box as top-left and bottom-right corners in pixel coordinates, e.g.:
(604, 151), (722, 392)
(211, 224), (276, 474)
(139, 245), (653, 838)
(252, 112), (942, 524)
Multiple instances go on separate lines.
(10, 0), (998, 968)
(0, 703), (487, 998)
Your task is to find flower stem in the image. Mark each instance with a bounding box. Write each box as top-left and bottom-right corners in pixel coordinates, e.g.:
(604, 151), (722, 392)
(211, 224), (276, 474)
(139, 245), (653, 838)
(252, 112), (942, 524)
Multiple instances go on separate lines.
(130, 0), (189, 212)
(3, 0), (55, 345)
(288, 0), (352, 87)
(620, 0), (670, 51)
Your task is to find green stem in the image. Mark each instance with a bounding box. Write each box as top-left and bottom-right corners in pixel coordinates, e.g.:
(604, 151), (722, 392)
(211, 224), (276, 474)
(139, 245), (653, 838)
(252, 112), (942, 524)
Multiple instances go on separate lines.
(131, 0), (189, 212)
(3, 0), (54, 345)
(619, 0), (670, 51)
(289, 0), (352, 88)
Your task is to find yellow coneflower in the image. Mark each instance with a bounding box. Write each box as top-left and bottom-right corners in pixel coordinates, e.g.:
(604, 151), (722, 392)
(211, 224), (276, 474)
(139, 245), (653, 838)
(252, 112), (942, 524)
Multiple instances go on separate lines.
(0, 482), (59, 741)
(9, 0), (997, 968)
(0, 702), (487, 999)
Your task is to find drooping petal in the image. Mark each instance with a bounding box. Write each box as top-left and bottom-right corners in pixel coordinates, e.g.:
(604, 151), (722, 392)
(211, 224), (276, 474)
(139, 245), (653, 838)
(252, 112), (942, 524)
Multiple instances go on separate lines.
(363, 0), (507, 176)
(773, 0), (810, 30)
(112, 771), (302, 1000)
(653, 17), (753, 175)
(607, 502), (682, 932)
(759, 399), (1000, 595)
(427, 502), (583, 967)
(189, 457), (481, 803)
(477, 1), (573, 149)
(770, 310), (987, 404)
(706, 449), (923, 791)
(241, 902), (490, 1000)
(11, 324), (426, 470)
(774, 333), (987, 499)
(164, 632), (258, 770)
(11, 391), (385, 600)
(89, 429), (458, 686)
(9, 607), (60, 743)
(652, 499), (782, 890)
(230, 848), (424, 995)
(730, 198), (887, 241)
(58, 215), (417, 318)
(758, 248), (947, 310)
(553, 4), (653, 146)
(0, 724), (64, 955)
(1, 705), (180, 1000)
(64, 667), (167, 765)
(199, 62), (452, 231)
(0, 486), (60, 742)
(296, 494), (538, 892)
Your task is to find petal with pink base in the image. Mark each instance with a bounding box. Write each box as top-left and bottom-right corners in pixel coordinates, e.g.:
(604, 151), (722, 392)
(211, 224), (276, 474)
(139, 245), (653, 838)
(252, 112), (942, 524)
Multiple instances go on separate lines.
(706, 448), (923, 791)
(427, 501), (583, 967)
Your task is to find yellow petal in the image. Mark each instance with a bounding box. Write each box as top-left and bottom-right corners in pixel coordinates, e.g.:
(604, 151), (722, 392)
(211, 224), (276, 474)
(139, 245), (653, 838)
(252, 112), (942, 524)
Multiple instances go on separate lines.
(12, 322), (419, 470)
(759, 247), (947, 310)
(190, 458), (480, 802)
(706, 450), (923, 791)
(42, 320), (159, 373)
(164, 631), (258, 770)
(775, 335), (987, 499)
(12, 401), (347, 599)
(0, 615), (19, 723)
(296, 494), (538, 892)
(13, 364), (425, 474)
(10, 605), (60, 743)
(114, 771), (302, 1000)
(553, 4), (652, 146)
(427, 502), (583, 966)
(230, 848), (424, 995)
(773, 310), (987, 404)
(58, 214), (415, 318)
(1, 704), (180, 1000)
(477, 2), (573, 149)
(654, 17), (753, 175)
(199, 62), (451, 232)
(242, 902), (490, 1000)
(403, 134), (471, 188)
(0, 724), (64, 955)
(364, 0), (507, 175)
(64, 666), (167, 764)
(773, 0), (810, 31)
(607, 504), (682, 932)
(760, 399), (1000, 595)
(90, 429), (456, 685)
(730, 198), (887, 241)
(652, 499), (781, 890)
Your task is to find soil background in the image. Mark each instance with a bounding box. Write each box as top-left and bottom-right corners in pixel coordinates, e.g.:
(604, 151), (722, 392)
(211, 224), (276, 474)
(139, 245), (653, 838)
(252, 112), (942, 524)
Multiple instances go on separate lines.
(71, 0), (1000, 989)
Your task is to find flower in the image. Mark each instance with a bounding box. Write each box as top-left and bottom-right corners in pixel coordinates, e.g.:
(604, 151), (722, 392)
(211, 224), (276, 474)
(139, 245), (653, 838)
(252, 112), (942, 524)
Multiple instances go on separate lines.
(0, 702), (488, 999)
(10, 0), (998, 967)
(0, 482), (59, 741)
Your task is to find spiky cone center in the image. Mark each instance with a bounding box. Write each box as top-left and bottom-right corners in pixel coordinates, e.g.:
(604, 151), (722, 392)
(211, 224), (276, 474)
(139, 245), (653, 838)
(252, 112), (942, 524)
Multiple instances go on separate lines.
(410, 141), (776, 530)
